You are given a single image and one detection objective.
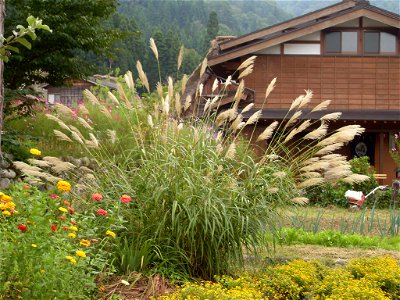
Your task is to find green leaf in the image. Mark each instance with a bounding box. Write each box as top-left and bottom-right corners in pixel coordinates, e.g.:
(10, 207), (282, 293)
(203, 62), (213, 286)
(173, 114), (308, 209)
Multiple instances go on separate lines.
(0, 55), (9, 62)
(16, 37), (31, 49)
(37, 24), (52, 32)
(27, 31), (37, 40)
(5, 45), (20, 53)
(26, 15), (36, 27)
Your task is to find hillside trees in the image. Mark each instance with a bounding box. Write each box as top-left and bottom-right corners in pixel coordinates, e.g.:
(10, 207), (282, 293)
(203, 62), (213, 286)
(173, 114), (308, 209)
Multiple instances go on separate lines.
(4, 0), (121, 89)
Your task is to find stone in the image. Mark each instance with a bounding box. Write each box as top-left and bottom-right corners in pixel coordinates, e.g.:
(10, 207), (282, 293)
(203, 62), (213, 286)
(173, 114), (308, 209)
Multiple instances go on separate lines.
(0, 159), (10, 169)
(0, 169), (16, 179)
(0, 178), (11, 189)
(334, 258), (347, 266)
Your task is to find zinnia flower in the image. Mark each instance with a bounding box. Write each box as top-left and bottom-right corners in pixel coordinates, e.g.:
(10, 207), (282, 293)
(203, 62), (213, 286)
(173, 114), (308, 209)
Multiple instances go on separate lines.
(64, 201), (71, 206)
(58, 216), (66, 220)
(106, 230), (116, 238)
(51, 224), (57, 233)
(57, 180), (71, 192)
(2, 210), (11, 216)
(23, 185), (30, 189)
(5, 202), (16, 210)
(18, 224), (27, 232)
(50, 194), (58, 199)
(91, 193), (103, 201)
(80, 239), (91, 247)
(66, 256), (77, 264)
(58, 207), (68, 213)
(120, 194), (132, 204)
(68, 233), (77, 239)
(29, 148), (42, 156)
(97, 209), (107, 216)
(76, 250), (86, 258)
(68, 207), (75, 214)
(69, 225), (78, 232)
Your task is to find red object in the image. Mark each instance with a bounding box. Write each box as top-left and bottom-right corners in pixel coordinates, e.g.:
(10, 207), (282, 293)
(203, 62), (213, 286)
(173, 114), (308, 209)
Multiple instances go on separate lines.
(50, 194), (58, 199)
(97, 209), (108, 216)
(91, 193), (103, 201)
(51, 224), (57, 233)
(18, 224), (27, 232)
(68, 207), (75, 214)
(120, 194), (132, 204)
(23, 185), (30, 189)
(70, 221), (78, 225)
(58, 216), (66, 221)
(64, 201), (71, 206)
(62, 226), (69, 231)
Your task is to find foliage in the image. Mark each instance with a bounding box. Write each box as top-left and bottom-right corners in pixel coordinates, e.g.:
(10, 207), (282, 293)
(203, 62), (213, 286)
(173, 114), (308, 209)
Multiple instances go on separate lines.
(0, 181), (126, 299)
(306, 156), (379, 207)
(158, 256), (399, 299)
(4, 0), (121, 89)
(273, 228), (400, 250)
(390, 132), (400, 168)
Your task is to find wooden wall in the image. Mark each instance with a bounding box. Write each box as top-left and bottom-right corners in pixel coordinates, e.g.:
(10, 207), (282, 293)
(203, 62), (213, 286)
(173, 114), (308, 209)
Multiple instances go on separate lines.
(243, 55), (400, 110)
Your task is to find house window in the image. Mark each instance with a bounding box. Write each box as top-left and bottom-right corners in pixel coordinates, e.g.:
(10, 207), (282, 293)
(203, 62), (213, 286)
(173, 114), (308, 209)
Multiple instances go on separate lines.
(364, 31), (396, 53)
(325, 31), (358, 53)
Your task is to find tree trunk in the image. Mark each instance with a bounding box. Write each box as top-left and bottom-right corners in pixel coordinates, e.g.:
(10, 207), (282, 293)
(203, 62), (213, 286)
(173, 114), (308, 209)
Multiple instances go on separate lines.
(0, 0), (4, 157)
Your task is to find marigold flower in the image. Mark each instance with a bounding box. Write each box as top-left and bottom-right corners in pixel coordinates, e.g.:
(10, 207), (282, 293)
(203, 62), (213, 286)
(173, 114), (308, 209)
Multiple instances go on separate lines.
(18, 224), (27, 232)
(29, 148), (42, 156)
(58, 207), (68, 213)
(51, 224), (57, 233)
(1, 194), (12, 203)
(57, 180), (71, 192)
(66, 256), (77, 264)
(91, 193), (103, 201)
(80, 239), (91, 247)
(120, 194), (132, 204)
(5, 202), (16, 210)
(68, 233), (77, 239)
(2, 210), (11, 216)
(106, 230), (116, 238)
(0, 204), (6, 210)
(31, 244), (38, 248)
(97, 209), (107, 216)
(76, 250), (86, 258)
(69, 225), (78, 232)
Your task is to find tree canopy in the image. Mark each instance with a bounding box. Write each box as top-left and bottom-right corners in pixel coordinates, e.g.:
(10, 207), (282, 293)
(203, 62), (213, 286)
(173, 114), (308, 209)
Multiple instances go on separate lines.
(4, 0), (120, 89)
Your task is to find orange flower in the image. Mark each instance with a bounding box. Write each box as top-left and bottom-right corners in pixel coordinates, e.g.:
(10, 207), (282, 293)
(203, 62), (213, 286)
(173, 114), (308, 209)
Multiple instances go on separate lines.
(91, 193), (103, 201)
(120, 194), (132, 204)
(80, 239), (91, 247)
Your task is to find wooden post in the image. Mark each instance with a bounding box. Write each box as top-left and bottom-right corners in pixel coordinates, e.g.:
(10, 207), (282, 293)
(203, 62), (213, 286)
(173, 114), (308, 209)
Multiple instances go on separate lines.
(0, 0), (4, 157)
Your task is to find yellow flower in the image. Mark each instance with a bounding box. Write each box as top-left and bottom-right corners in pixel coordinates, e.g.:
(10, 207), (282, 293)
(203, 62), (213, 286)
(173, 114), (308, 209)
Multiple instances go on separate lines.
(2, 210), (11, 216)
(58, 207), (68, 213)
(29, 148), (42, 156)
(5, 202), (15, 210)
(76, 250), (86, 258)
(0, 204), (5, 210)
(57, 180), (71, 192)
(66, 256), (77, 264)
(80, 239), (91, 247)
(69, 225), (78, 232)
(68, 233), (77, 239)
(106, 230), (116, 238)
(1, 194), (12, 203)
(31, 244), (38, 248)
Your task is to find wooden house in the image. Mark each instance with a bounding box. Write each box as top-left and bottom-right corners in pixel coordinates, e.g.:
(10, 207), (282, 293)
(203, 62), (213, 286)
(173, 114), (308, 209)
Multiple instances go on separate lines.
(195, 0), (399, 183)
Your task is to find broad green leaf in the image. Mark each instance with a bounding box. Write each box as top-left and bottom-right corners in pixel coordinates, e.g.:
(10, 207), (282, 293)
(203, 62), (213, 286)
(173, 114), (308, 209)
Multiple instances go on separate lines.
(0, 54), (9, 62)
(16, 37), (31, 49)
(5, 45), (20, 53)
(38, 24), (52, 32)
(26, 15), (36, 27)
(27, 31), (37, 40)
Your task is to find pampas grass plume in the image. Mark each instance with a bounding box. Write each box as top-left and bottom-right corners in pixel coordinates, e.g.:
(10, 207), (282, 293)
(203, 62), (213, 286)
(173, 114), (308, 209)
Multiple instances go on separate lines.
(256, 121), (278, 142)
(149, 38), (159, 60)
(54, 130), (72, 143)
(177, 46), (184, 71)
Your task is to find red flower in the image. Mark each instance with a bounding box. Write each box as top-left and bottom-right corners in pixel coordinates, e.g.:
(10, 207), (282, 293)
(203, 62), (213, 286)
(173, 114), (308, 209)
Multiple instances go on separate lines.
(91, 193), (103, 201)
(70, 221), (78, 225)
(58, 216), (66, 221)
(50, 194), (58, 199)
(23, 185), (30, 189)
(68, 207), (75, 214)
(97, 209), (107, 216)
(62, 226), (69, 231)
(64, 201), (71, 206)
(120, 194), (132, 204)
(51, 224), (57, 233)
(18, 224), (27, 232)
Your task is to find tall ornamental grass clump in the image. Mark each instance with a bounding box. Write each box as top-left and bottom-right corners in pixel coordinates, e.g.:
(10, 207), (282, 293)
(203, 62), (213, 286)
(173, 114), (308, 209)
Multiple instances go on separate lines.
(14, 41), (369, 279)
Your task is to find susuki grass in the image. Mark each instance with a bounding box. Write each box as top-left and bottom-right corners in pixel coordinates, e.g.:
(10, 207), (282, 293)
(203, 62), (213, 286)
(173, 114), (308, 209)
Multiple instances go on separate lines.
(10, 39), (371, 281)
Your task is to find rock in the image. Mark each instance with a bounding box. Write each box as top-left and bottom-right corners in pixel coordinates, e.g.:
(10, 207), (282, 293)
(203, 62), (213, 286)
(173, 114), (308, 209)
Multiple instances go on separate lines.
(0, 169), (16, 179)
(3, 153), (14, 161)
(0, 178), (11, 189)
(0, 159), (10, 169)
(334, 258), (347, 266)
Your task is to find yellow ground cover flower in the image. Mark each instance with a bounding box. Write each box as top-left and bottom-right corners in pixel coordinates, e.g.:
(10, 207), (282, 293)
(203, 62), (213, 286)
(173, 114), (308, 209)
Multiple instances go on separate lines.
(80, 239), (90, 247)
(0, 204), (6, 210)
(29, 148), (42, 156)
(31, 244), (38, 248)
(58, 207), (68, 213)
(68, 233), (77, 239)
(106, 230), (116, 238)
(69, 225), (78, 232)
(66, 256), (77, 264)
(76, 250), (86, 258)
(5, 202), (16, 210)
(57, 180), (71, 192)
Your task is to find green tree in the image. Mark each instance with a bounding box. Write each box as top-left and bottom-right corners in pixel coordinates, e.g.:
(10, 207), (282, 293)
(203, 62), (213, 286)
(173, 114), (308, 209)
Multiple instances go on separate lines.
(203, 11), (219, 53)
(4, 0), (121, 89)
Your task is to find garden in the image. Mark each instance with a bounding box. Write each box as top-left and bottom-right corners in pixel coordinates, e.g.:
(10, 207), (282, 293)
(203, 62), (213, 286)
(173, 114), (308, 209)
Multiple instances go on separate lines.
(1, 48), (399, 299)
